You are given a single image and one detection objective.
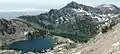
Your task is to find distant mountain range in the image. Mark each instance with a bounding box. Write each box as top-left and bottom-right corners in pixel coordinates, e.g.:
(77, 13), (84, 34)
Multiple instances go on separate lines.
(0, 12), (43, 19)
(96, 4), (120, 11)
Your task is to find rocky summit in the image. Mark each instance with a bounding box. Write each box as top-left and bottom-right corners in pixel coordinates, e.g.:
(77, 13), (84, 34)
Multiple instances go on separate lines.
(1, 1), (120, 54)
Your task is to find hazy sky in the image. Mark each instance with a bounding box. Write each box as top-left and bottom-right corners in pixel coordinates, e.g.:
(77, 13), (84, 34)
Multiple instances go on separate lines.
(0, 0), (120, 12)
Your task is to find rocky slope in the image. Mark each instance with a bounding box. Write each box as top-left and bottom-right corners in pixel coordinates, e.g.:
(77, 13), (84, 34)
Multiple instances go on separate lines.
(96, 4), (120, 14)
(0, 19), (35, 46)
(73, 23), (120, 54)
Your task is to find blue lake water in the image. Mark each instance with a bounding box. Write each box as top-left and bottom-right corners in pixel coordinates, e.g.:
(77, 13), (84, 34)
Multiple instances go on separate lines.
(7, 38), (54, 53)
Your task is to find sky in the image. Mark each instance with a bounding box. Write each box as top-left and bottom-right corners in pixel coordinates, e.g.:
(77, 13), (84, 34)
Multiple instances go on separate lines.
(0, 0), (120, 12)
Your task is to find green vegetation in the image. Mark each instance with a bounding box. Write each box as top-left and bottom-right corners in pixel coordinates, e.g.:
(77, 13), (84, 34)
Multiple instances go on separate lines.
(50, 32), (90, 43)
(13, 19), (99, 43)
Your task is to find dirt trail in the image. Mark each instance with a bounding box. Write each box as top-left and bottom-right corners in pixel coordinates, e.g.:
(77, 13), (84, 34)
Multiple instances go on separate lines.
(75, 23), (120, 54)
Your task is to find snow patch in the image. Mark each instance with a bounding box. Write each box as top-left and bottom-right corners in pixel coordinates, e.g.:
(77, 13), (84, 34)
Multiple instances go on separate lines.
(72, 8), (91, 15)
(112, 42), (120, 47)
(102, 17), (106, 21)
(56, 19), (59, 22)
(67, 39), (74, 43)
(72, 8), (86, 13)
(92, 16), (102, 22)
(105, 18), (109, 21)
(86, 12), (91, 15)
(109, 8), (114, 10)
(66, 18), (69, 21)
(60, 17), (64, 21)
(74, 51), (81, 54)
(108, 14), (112, 16)
(113, 14), (120, 18)
(24, 32), (29, 35)
(103, 4), (112, 7)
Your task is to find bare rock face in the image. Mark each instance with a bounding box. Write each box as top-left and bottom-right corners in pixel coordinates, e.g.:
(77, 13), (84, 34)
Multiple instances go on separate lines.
(96, 4), (120, 11)
(0, 19), (35, 46)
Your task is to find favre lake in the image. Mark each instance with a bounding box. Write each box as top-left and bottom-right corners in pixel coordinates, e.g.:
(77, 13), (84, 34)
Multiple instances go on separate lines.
(7, 38), (54, 53)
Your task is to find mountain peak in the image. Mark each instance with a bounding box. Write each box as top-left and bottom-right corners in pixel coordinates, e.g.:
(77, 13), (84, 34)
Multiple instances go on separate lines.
(65, 1), (80, 9)
(68, 1), (78, 5)
(96, 4), (120, 11)
(98, 4), (117, 7)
